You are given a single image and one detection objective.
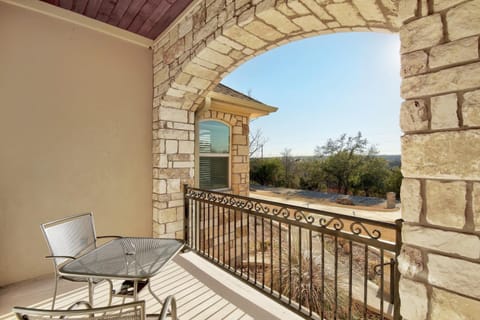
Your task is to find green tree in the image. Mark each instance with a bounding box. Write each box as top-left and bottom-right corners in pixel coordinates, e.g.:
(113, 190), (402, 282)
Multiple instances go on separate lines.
(281, 148), (297, 188)
(250, 158), (282, 186)
(385, 166), (403, 199)
(315, 132), (375, 195)
(355, 157), (390, 197)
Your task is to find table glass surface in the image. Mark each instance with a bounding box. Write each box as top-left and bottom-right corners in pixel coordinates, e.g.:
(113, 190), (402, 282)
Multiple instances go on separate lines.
(59, 238), (184, 280)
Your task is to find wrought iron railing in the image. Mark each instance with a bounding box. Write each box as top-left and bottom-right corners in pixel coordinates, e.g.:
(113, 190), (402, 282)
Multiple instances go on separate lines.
(184, 186), (402, 320)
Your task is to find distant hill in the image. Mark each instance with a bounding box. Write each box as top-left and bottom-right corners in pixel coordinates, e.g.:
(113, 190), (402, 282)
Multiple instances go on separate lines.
(251, 154), (402, 167)
(378, 155), (401, 167)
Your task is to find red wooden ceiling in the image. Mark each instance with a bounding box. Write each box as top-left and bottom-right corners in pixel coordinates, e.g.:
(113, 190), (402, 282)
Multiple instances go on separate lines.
(41, 0), (194, 40)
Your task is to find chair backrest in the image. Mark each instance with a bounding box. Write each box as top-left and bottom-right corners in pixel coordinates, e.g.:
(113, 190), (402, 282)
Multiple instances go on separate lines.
(40, 213), (97, 266)
(13, 301), (145, 320)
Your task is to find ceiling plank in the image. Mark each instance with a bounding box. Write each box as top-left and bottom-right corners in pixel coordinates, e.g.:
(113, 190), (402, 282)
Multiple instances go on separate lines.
(96, 0), (118, 22)
(59, 0), (73, 10)
(118, 0), (147, 30)
(146, 0), (192, 39)
(108, 0), (132, 25)
(127, 0), (162, 34)
(84, 0), (103, 18)
(72, 0), (88, 14)
(137, 0), (171, 36)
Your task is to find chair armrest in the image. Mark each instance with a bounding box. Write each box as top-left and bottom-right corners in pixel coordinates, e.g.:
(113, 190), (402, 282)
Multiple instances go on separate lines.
(96, 235), (123, 239)
(67, 301), (92, 310)
(45, 255), (76, 260)
(158, 295), (177, 320)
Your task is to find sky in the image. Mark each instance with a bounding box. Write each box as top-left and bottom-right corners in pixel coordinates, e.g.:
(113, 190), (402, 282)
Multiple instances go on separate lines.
(221, 32), (402, 157)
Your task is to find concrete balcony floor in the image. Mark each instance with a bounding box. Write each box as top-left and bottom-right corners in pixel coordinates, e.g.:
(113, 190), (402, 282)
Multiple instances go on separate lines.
(0, 251), (303, 320)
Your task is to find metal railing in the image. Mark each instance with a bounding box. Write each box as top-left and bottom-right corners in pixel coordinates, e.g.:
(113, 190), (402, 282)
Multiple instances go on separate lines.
(184, 186), (402, 320)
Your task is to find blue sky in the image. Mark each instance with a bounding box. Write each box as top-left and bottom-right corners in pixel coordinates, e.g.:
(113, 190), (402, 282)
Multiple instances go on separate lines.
(221, 32), (402, 157)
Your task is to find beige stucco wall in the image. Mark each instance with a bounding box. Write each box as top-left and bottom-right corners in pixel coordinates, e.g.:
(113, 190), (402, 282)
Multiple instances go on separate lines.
(0, 3), (153, 286)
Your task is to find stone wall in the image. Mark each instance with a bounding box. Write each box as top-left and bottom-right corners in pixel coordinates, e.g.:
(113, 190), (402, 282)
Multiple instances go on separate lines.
(196, 108), (250, 196)
(398, 0), (480, 319)
(152, 0), (480, 317)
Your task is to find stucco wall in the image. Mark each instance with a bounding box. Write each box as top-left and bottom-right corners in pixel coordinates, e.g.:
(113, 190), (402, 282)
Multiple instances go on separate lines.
(0, 3), (153, 286)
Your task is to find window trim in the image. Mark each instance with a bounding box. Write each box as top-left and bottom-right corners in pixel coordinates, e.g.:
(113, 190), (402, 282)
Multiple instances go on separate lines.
(196, 119), (232, 190)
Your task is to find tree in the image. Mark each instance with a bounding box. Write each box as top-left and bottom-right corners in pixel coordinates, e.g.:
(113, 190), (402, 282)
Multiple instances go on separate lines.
(281, 148), (296, 188)
(385, 166), (403, 199)
(355, 157), (390, 197)
(249, 128), (268, 158)
(315, 132), (376, 195)
(250, 158), (282, 186)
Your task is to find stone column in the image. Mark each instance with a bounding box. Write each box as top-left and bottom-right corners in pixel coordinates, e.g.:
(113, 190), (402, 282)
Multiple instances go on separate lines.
(398, 1), (480, 318)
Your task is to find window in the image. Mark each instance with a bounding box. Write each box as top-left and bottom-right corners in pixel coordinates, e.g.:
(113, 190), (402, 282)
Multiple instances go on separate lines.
(199, 120), (230, 189)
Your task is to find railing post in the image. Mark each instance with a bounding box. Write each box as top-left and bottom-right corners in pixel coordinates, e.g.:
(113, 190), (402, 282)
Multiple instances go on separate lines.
(183, 184), (190, 250)
(394, 218), (403, 320)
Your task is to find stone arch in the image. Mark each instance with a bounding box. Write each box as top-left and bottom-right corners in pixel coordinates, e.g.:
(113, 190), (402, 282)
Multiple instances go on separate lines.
(153, 1), (480, 317)
(152, 0), (399, 238)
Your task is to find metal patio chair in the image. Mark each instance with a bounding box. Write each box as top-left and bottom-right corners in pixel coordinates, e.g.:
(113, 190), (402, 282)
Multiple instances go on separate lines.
(13, 297), (178, 320)
(40, 212), (120, 309)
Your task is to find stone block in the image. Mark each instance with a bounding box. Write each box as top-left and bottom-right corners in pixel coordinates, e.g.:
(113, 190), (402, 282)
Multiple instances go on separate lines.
(159, 107), (188, 123)
(426, 180), (466, 229)
(400, 99), (429, 132)
(193, 17), (218, 44)
(430, 37), (479, 69)
(403, 224), (479, 259)
(325, 3), (366, 26)
(463, 90), (480, 127)
(397, 245), (425, 279)
(299, 0), (333, 20)
(431, 93), (458, 129)
(399, 0), (417, 22)
(178, 141), (194, 154)
(401, 50), (428, 77)
(222, 25), (267, 50)
(153, 154), (168, 168)
(244, 20), (284, 41)
(400, 179), (422, 222)
(256, 8), (300, 34)
(165, 140), (178, 154)
(431, 287), (480, 319)
(402, 130), (480, 180)
(173, 161), (194, 169)
(153, 179), (167, 194)
(402, 62), (480, 99)
(428, 254), (480, 299)
(399, 277), (428, 320)
(167, 179), (181, 193)
(197, 47), (234, 68)
(216, 35), (244, 50)
(232, 134), (247, 145)
(352, 0), (386, 22)
(183, 62), (219, 81)
(474, 183), (480, 231)
(158, 208), (177, 224)
(208, 40), (231, 54)
(447, 1), (480, 41)
(400, 14), (443, 53)
(293, 15), (327, 32)
(434, 0), (467, 12)
(166, 220), (184, 234)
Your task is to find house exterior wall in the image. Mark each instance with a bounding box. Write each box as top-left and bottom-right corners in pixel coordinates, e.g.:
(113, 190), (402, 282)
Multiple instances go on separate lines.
(151, 0), (480, 318)
(0, 2), (153, 286)
(196, 108), (250, 196)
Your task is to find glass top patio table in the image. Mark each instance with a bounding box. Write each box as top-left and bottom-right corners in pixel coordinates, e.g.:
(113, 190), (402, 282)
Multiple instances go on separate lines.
(59, 237), (184, 280)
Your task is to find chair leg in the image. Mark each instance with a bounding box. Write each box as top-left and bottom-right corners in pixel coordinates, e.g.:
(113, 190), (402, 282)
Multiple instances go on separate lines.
(51, 276), (59, 310)
(88, 279), (94, 307)
(106, 280), (113, 306)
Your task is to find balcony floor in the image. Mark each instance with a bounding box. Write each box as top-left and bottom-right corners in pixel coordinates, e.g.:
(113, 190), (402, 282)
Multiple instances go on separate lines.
(0, 251), (303, 319)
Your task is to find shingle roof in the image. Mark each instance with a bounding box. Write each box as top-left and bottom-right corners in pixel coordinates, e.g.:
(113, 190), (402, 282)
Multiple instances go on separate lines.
(213, 83), (264, 104)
